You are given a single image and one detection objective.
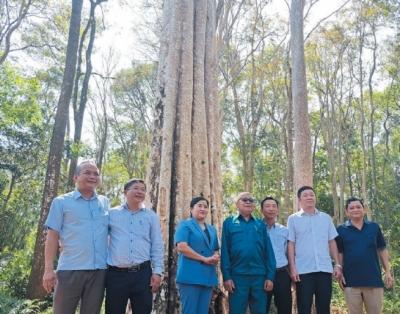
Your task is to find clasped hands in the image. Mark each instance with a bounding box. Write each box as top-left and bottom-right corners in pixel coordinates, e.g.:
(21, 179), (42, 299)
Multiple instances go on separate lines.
(203, 253), (220, 265)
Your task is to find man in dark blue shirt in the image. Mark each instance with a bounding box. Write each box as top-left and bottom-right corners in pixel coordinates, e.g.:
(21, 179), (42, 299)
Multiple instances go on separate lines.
(336, 197), (393, 314)
(221, 192), (276, 314)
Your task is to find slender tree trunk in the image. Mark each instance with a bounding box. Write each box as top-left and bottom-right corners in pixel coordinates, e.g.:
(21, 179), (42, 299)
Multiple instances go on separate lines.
(368, 23), (378, 208)
(26, 0), (84, 301)
(67, 0), (106, 188)
(357, 23), (371, 220)
(145, 0), (222, 313)
(291, 0), (312, 201)
(284, 46), (294, 217)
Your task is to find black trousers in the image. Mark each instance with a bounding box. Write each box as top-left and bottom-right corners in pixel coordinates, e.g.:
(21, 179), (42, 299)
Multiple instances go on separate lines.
(296, 272), (332, 314)
(266, 267), (292, 314)
(105, 265), (152, 314)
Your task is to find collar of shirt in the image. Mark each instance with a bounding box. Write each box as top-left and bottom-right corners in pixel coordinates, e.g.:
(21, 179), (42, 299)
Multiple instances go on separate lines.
(73, 188), (98, 201)
(297, 208), (320, 216)
(234, 213), (255, 222)
(122, 203), (146, 213)
(345, 218), (370, 227)
(263, 221), (276, 230)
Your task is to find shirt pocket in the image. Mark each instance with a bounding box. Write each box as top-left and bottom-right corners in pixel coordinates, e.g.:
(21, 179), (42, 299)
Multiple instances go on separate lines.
(229, 227), (244, 243)
(93, 207), (109, 226)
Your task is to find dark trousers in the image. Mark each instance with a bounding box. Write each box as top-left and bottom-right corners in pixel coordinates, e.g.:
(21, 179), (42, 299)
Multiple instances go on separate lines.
(296, 272), (332, 314)
(105, 265), (152, 314)
(266, 268), (292, 314)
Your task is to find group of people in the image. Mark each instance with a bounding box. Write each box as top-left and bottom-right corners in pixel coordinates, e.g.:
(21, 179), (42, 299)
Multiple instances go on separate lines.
(43, 160), (393, 314)
(43, 161), (163, 314)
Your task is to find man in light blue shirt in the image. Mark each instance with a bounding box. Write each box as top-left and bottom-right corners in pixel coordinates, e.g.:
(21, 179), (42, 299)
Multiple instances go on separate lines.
(287, 186), (342, 314)
(106, 178), (163, 314)
(43, 161), (109, 314)
(261, 197), (292, 314)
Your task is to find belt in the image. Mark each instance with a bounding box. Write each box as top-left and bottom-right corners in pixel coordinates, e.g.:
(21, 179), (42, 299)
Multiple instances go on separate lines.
(275, 266), (288, 273)
(108, 261), (150, 273)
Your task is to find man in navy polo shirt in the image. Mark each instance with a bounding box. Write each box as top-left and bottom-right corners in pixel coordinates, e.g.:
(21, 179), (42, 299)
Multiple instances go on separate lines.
(336, 197), (393, 314)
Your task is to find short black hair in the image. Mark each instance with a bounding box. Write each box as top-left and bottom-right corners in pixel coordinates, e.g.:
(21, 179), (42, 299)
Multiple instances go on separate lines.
(124, 178), (146, 191)
(190, 196), (209, 208)
(75, 160), (97, 175)
(345, 197), (364, 209)
(297, 186), (316, 199)
(260, 197), (279, 209)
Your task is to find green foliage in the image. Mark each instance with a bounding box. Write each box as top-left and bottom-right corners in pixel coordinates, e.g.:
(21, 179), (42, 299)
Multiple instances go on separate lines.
(0, 62), (47, 252)
(0, 291), (46, 314)
(0, 63), (41, 128)
(0, 232), (35, 298)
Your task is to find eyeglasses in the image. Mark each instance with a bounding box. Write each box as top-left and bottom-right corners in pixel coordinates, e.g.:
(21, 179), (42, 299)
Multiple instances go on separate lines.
(127, 187), (146, 192)
(241, 197), (255, 203)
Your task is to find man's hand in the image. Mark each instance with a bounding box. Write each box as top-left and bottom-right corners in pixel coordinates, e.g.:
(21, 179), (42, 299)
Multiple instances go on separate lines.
(385, 273), (393, 289)
(264, 280), (273, 291)
(43, 270), (57, 293)
(333, 265), (342, 280)
(223, 279), (235, 294)
(150, 274), (161, 293)
(339, 276), (346, 291)
(290, 266), (300, 282)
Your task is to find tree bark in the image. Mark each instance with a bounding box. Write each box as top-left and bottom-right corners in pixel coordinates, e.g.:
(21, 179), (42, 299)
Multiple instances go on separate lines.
(291, 0), (313, 202)
(67, 0), (107, 188)
(357, 20), (372, 220)
(145, 0), (222, 312)
(284, 45), (294, 217)
(26, 0), (84, 301)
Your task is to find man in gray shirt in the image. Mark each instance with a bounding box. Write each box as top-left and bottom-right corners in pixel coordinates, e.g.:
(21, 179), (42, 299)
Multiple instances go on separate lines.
(287, 186), (342, 314)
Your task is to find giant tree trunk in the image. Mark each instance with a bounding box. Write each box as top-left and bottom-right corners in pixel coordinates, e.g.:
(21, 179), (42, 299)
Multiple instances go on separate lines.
(291, 0), (312, 201)
(26, 0), (83, 301)
(145, 0), (222, 313)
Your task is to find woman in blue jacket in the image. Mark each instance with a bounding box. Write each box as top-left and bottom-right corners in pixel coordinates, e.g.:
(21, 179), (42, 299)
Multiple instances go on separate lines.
(175, 197), (220, 314)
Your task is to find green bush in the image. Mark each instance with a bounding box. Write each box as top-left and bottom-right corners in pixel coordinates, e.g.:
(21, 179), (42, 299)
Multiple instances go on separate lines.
(0, 233), (35, 298)
(0, 291), (45, 314)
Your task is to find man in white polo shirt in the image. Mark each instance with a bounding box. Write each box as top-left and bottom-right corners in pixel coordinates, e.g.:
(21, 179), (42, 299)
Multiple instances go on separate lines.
(287, 186), (342, 314)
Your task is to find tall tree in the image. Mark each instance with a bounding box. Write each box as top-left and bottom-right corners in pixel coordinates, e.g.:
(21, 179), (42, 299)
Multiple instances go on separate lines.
(290, 0), (313, 200)
(145, 0), (222, 312)
(67, 0), (107, 188)
(26, 0), (84, 300)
